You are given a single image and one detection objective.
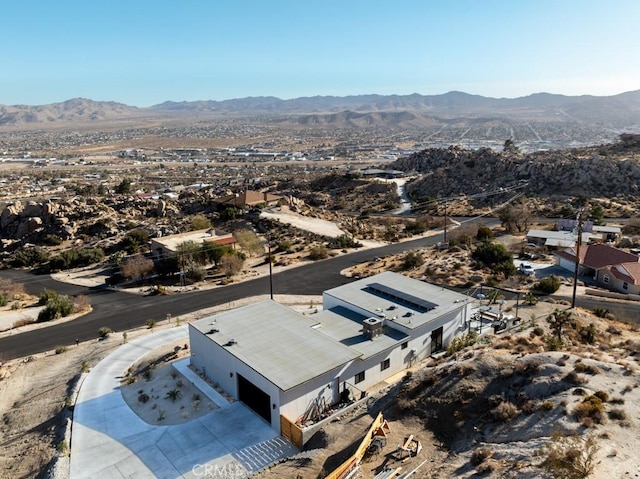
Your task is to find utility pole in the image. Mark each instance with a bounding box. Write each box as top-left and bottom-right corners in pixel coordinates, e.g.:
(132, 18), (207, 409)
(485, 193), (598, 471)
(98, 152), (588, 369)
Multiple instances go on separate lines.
(443, 199), (448, 243)
(571, 206), (588, 309)
(268, 240), (274, 300)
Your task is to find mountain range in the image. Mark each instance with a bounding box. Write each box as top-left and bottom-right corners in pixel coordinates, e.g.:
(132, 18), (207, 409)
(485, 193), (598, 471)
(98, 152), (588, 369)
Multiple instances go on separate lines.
(1, 90), (640, 129)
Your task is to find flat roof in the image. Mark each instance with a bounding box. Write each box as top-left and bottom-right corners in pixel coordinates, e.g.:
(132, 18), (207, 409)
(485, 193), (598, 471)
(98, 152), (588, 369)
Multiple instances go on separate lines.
(190, 301), (360, 391)
(152, 228), (233, 252)
(323, 271), (471, 330)
(314, 305), (408, 359)
(527, 229), (598, 242)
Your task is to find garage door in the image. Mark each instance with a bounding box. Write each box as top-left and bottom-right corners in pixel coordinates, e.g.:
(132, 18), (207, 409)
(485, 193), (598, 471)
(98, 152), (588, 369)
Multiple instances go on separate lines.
(237, 374), (271, 424)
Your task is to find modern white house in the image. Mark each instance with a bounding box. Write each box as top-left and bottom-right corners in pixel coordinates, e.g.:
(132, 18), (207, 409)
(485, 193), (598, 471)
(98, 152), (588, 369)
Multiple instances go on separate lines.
(188, 271), (473, 444)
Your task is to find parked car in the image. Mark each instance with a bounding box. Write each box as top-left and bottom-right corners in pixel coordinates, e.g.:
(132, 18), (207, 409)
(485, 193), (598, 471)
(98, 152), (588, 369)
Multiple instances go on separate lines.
(518, 263), (535, 275)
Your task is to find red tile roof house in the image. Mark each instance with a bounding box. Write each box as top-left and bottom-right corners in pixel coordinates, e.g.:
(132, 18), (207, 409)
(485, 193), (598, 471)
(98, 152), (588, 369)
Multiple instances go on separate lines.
(555, 244), (640, 294)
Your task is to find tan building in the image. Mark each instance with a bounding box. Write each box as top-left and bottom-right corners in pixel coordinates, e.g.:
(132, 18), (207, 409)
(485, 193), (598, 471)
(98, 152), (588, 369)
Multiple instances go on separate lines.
(215, 190), (283, 208)
(150, 228), (235, 259)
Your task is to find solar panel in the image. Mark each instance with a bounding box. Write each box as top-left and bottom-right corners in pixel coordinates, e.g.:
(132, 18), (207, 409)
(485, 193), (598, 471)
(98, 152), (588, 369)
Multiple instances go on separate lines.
(365, 283), (437, 313)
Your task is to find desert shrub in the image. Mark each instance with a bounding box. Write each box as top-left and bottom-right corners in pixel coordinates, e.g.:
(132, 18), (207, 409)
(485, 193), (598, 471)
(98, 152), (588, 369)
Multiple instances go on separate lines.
(606, 324), (622, 335)
(579, 324), (597, 345)
(49, 247), (105, 271)
(532, 326), (544, 336)
(38, 289), (59, 306)
(470, 446), (493, 466)
(190, 214), (212, 231)
(542, 433), (597, 479)
(593, 390), (609, 402)
(574, 395), (605, 424)
(73, 295), (91, 312)
(37, 293), (75, 322)
(146, 319), (156, 330)
(55, 346), (67, 354)
(329, 234), (361, 249)
(11, 246), (50, 267)
(608, 409), (627, 421)
(476, 225), (494, 241)
(446, 331), (478, 356)
(475, 460), (497, 474)
(492, 401), (518, 422)
(523, 292), (538, 305)
(546, 336), (564, 351)
(185, 263), (206, 282)
(98, 327), (112, 339)
(541, 401), (555, 411)
(308, 245), (328, 260)
(535, 275), (561, 294)
(610, 397), (625, 404)
(12, 317), (33, 328)
(0, 294), (7, 307)
(564, 371), (587, 385)
(574, 363), (600, 375)
(471, 242), (516, 277)
(593, 307), (610, 318)
(138, 393), (150, 403)
(401, 251), (424, 270)
(405, 220), (427, 235)
(275, 240), (293, 253)
(43, 234), (63, 246)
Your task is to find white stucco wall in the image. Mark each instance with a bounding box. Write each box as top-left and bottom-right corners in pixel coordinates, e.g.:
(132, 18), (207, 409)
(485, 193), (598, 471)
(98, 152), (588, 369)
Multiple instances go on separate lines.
(189, 325), (282, 431)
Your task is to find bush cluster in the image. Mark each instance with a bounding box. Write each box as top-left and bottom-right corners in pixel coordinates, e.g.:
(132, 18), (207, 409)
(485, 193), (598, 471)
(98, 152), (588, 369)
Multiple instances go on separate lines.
(446, 331), (478, 356)
(11, 246), (50, 267)
(534, 275), (561, 294)
(49, 248), (105, 271)
(37, 290), (75, 322)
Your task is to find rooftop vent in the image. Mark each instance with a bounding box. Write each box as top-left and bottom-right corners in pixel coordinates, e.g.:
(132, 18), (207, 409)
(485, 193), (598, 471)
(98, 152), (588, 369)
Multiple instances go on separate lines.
(224, 339), (237, 346)
(363, 317), (384, 340)
(206, 328), (219, 335)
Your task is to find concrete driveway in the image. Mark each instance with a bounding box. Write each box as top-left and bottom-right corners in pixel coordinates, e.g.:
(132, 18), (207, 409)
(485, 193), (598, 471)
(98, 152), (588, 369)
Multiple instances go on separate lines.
(70, 326), (297, 479)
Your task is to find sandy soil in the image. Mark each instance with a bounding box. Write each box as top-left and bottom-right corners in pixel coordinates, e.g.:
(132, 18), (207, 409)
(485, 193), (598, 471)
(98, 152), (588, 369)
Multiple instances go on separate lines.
(120, 340), (219, 425)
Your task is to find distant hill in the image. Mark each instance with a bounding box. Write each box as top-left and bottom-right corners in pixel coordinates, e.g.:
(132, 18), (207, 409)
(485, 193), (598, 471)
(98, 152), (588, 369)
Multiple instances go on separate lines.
(1, 90), (640, 128)
(0, 98), (144, 126)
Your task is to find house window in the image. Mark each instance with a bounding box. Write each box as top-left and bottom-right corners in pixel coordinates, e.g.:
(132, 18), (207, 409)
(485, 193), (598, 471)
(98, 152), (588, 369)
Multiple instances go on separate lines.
(401, 341), (408, 350)
(355, 371), (365, 384)
(380, 359), (390, 371)
(603, 274), (609, 284)
(623, 282), (628, 290)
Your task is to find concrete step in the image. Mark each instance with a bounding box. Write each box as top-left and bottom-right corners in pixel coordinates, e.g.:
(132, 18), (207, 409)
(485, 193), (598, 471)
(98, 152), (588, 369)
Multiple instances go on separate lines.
(234, 436), (298, 473)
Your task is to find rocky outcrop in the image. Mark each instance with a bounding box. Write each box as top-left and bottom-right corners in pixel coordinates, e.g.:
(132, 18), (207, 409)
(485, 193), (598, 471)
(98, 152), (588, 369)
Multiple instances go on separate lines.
(392, 136), (640, 205)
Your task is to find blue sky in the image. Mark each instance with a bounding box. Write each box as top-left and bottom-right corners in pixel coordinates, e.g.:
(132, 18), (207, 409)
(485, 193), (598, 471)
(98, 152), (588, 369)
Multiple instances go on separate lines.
(2, 0), (638, 106)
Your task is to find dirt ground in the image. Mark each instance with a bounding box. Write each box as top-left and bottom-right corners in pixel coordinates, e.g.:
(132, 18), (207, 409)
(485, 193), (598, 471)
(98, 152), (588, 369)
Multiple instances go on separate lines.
(0, 335), (120, 479)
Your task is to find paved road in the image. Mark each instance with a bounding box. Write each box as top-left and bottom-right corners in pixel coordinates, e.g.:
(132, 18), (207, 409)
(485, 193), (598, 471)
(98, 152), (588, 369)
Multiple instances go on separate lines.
(2, 220), (637, 360)
(0, 231), (454, 359)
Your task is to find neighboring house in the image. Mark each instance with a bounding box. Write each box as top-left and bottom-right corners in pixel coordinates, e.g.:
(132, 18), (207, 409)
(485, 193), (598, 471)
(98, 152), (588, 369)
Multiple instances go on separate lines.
(592, 225), (622, 243)
(215, 190), (283, 209)
(360, 168), (405, 179)
(525, 229), (599, 248)
(554, 244), (640, 294)
(188, 271), (472, 446)
(150, 228), (235, 260)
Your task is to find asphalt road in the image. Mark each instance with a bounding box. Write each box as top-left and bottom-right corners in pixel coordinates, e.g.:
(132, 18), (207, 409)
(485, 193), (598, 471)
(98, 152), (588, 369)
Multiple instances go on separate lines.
(1, 221), (637, 360)
(0, 232), (453, 360)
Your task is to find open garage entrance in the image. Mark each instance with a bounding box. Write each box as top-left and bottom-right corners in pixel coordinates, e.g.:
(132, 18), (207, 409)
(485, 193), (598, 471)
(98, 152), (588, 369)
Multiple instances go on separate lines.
(237, 374), (271, 424)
